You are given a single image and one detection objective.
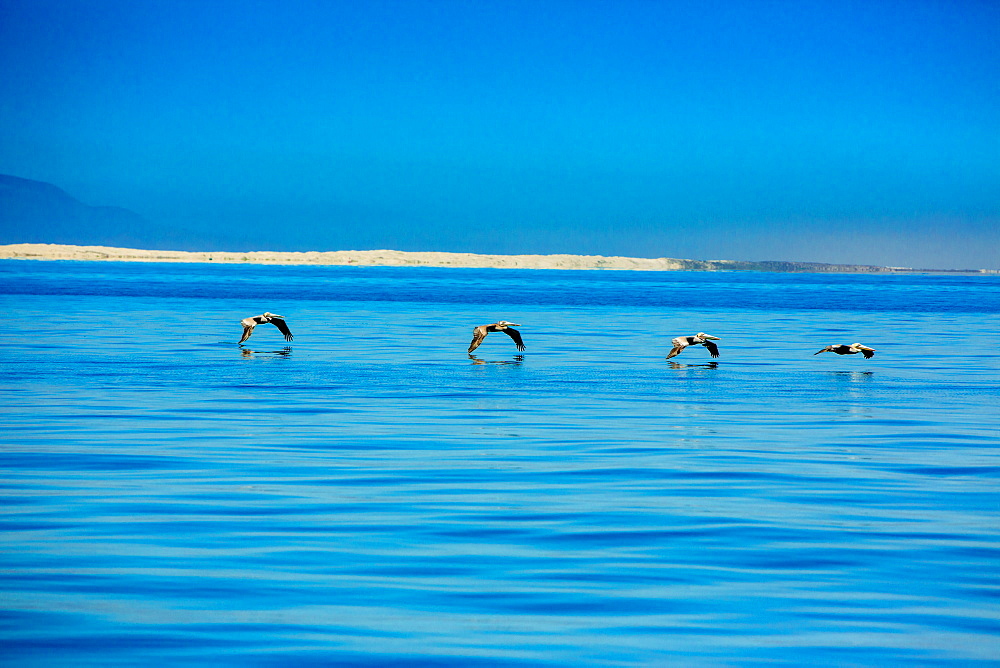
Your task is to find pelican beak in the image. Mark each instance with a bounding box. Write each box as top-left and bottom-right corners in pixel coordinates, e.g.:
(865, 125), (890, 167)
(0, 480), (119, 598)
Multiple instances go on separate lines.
(705, 335), (720, 340)
(510, 323), (521, 327)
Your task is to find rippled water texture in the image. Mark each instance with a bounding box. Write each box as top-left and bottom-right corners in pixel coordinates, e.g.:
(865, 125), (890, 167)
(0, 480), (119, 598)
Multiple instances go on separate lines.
(2, 261), (999, 666)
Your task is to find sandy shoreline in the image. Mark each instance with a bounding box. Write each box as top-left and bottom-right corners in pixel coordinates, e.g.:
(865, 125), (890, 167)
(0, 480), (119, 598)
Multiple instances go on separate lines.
(0, 243), (993, 274)
(0, 243), (694, 271)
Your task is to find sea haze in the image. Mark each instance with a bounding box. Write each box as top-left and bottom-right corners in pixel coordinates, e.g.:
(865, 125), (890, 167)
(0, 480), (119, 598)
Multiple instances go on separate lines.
(1, 261), (998, 666)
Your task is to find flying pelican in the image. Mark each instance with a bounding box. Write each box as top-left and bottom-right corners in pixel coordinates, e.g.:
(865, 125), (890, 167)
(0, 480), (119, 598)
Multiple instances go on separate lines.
(814, 343), (875, 359)
(666, 332), (721, 359)
(239, 312), (293, 344)
(468, 321), (525, 353)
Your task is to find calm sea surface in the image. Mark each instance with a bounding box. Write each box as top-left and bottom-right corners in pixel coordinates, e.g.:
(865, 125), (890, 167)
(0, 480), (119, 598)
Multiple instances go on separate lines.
(1, 261), (998, 666)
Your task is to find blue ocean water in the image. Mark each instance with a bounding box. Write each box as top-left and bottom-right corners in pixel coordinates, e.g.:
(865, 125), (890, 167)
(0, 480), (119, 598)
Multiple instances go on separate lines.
(1, 260), (998, 666)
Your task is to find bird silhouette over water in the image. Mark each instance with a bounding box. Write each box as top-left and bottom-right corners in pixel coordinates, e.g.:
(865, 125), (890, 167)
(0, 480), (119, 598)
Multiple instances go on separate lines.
(667, 332), (721, 359)
(239, 312), (293, 344)
(814, 343), (875, 359)
(468, 321), (525, 353)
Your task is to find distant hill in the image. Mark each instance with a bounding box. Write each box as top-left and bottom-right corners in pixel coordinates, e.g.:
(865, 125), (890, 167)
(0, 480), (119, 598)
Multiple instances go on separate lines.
(0, 174), (186, 249)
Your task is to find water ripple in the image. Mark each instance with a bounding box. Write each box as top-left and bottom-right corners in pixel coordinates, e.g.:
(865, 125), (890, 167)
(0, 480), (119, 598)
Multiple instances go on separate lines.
(1, 263), (999, 664)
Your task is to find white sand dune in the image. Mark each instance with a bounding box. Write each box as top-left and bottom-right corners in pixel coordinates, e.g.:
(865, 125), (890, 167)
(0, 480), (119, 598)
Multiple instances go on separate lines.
(1, 243), (986, 273)
(0, 243), (697, 270)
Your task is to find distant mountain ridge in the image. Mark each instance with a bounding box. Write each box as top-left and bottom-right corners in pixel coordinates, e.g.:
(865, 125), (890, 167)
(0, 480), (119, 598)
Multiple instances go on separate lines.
(0, 174), (158, 248)
(0, 174), (211, 250)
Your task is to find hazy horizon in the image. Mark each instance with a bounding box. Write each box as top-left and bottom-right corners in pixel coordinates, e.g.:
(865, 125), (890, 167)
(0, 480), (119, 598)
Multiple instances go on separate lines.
(1, 1), (998, 269)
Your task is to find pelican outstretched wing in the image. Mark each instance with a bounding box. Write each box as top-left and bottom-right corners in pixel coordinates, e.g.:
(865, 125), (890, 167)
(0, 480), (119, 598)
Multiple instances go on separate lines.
(858, 345), (875, 358)
(704, 341), (720, 358)
(503, 327), (525, 351)
(666, 346), (682, 359)
(468, 327), (487, 353)
(814, 347), (830, 355)
(239, 324), (254, 344)
(270, 317), (293, 342)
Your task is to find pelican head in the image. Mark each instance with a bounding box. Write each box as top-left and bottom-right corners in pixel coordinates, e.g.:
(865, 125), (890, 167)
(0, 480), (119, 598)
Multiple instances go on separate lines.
(263, 312), (282, 319)
(697, 332), (721, 340)
(498, 321), (521, 327)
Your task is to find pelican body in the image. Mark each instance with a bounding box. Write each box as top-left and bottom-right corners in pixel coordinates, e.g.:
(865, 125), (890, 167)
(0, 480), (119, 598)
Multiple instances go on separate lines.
(240, 312), (293, 344)
(468, 321), (525, 353)
(667, 332), (720, 359)
(814, 343), (875, 359)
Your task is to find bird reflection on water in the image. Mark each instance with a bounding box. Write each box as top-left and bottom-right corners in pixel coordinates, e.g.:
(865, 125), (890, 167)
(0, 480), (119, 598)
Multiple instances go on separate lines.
(240, 346), (292, 358)
(827, 371), (875, 417)
(468, 354), (524, 366)
(830, 370), (874, 381)
(667, 361), (718, 371)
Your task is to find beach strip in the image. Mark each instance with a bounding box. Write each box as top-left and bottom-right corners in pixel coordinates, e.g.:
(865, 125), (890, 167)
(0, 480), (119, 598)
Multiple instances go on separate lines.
(1, 243), (990, 273)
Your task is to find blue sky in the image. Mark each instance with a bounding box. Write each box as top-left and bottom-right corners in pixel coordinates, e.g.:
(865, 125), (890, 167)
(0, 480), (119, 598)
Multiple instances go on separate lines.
(1, 0), (997, 268)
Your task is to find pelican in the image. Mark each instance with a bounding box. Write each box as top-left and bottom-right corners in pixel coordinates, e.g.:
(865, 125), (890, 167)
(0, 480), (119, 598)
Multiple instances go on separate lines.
(814, 343), (875, 359)
(239, 312), (293, 344)
(468, 321), (525, 353)
(666, 332), (720, 359)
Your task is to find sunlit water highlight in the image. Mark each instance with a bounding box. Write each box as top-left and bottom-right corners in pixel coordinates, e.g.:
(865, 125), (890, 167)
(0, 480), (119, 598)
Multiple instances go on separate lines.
(1, 261), (998, 665)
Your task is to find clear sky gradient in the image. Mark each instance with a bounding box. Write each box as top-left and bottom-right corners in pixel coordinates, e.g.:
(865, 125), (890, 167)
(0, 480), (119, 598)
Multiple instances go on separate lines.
(1, 0), (997, 268)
